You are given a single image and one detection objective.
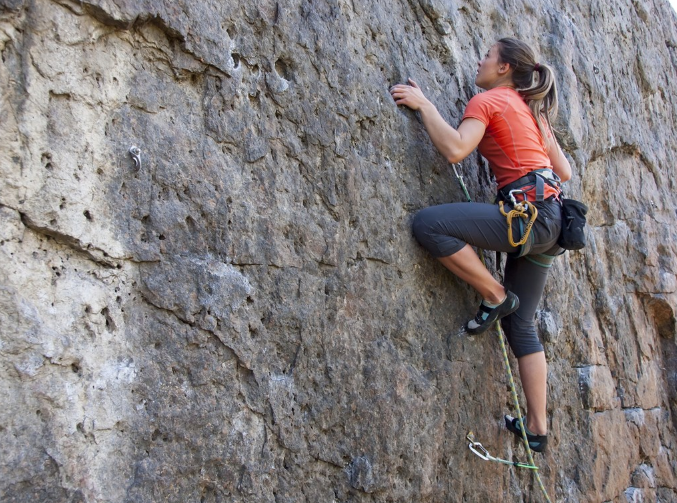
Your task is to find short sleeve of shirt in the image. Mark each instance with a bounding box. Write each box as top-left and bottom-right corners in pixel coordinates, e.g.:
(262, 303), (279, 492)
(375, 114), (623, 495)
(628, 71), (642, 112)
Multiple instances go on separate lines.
(462, 92), (495, 126)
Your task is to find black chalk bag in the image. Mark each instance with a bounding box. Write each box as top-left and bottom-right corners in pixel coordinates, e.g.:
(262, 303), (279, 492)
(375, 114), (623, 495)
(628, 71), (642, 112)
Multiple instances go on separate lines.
(558, 198), (588, 250)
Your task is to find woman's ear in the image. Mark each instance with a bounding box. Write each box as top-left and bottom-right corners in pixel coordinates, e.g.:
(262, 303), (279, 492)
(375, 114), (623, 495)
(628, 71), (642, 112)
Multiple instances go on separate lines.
(498, 63), (511, 75)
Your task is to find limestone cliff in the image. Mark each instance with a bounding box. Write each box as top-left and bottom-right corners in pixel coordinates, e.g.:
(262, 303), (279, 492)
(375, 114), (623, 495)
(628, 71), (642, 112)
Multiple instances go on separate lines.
(1, 0), (676, 501)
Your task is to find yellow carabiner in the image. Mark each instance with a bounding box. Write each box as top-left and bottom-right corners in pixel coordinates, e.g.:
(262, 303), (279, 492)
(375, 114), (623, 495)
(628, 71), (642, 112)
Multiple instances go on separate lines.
(499, 200), (538, 247)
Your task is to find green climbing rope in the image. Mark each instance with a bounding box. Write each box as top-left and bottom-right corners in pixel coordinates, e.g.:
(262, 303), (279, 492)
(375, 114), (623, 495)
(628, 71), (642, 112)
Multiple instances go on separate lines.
(452, 164), (553, 503)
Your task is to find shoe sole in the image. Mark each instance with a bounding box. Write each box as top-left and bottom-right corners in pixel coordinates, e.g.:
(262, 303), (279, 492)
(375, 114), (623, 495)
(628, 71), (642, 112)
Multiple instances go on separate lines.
(466, 291), (520, 335)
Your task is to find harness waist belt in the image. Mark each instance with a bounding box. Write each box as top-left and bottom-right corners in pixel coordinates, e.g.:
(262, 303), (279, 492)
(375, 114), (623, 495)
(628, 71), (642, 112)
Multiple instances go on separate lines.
(498, 169), (561, 203)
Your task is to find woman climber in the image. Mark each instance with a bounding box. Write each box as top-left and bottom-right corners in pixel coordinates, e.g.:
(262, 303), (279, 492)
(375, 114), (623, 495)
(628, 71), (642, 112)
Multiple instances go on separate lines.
(389, 37), (572, 453)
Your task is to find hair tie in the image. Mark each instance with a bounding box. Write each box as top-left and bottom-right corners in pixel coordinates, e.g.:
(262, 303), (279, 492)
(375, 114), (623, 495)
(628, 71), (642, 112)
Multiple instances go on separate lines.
(534, 63), (541, 71)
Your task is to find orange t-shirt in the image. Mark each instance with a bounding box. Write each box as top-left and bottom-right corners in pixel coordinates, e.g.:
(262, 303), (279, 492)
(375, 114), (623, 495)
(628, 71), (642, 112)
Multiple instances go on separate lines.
(462, 87), (558, 200)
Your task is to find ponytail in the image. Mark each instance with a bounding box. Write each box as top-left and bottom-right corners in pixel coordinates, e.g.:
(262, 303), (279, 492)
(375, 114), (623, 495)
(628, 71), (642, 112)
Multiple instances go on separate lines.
(496, 37), (559, 139)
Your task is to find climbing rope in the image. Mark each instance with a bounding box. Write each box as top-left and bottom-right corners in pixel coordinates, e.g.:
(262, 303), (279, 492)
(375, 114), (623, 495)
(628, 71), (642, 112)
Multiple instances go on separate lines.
(452, 164), (553, 503)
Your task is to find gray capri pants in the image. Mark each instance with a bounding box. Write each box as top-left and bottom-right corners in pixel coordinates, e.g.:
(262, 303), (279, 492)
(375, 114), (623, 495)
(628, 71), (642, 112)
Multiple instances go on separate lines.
(412, 198), (563, 357)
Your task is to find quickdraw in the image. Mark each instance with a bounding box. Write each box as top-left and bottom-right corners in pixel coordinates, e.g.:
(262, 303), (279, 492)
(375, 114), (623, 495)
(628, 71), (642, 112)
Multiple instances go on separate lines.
(466, 432), (538, 470)
(499, 197), (538, 248)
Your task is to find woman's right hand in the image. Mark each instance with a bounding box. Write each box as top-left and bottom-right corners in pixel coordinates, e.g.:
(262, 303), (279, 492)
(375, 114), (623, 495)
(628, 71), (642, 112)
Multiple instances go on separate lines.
(390, 78), (485, 164)
(389, 78), (432, 111)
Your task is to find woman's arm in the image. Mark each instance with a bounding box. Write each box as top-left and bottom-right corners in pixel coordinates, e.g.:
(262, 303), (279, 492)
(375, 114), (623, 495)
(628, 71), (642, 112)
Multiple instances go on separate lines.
(545, 134), (572, 182)
(390, 79), (485, 164)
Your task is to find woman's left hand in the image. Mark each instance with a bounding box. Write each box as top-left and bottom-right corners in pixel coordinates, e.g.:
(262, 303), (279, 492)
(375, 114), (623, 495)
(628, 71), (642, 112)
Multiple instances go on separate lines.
(390, 79), (431, 111)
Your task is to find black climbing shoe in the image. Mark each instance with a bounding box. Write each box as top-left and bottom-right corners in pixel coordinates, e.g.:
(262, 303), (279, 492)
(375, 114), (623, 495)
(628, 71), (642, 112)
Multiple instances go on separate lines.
(505, 415), (548, 453)
(465, 290), (519, 335)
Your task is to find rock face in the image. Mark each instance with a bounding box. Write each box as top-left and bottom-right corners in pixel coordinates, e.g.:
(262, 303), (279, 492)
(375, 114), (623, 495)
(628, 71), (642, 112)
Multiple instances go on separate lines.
(1, 0), (677, 501)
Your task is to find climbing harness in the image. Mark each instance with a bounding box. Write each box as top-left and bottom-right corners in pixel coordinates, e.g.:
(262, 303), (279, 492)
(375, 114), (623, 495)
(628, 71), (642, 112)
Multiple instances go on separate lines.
(497, 168), (561, 203)
(452, 164), (553, 503)
(495, 169), (559, 257)
(499, 168), (588, 251)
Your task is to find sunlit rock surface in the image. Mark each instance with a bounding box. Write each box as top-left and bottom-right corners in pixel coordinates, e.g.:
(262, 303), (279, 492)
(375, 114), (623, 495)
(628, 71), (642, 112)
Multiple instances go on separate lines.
(1, 0), (676, 501)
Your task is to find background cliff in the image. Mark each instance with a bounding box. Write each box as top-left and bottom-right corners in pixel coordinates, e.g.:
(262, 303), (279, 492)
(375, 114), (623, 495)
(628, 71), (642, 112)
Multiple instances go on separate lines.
(1, 0), (677, 501)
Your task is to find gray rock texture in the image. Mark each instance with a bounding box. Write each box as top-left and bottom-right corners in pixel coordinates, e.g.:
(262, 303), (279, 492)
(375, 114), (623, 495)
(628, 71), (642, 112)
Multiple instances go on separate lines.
(1, 0), (677, 501)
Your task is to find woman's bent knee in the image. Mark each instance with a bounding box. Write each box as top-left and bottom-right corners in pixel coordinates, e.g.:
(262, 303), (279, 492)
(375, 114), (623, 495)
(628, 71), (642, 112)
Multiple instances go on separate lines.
(411, 208), (430, 245)
(412, 207), (436, 248)
(412, 205), (467, 258)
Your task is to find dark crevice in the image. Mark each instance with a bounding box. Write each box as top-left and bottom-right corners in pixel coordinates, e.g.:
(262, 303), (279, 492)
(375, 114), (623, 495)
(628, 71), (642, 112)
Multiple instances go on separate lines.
(19, 211), (120, 267)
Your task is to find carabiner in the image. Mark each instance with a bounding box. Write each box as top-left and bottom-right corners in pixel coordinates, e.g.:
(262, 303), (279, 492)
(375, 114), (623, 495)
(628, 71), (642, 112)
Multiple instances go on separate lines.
(468, 441), (491, 461)
(452, 163), (462, 181)
(507, 189), (524, 206)
(466, 432), (490, 460)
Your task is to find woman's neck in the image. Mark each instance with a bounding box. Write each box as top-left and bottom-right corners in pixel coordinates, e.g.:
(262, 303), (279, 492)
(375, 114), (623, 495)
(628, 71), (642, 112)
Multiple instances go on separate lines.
(488, 82), (516, 90)
(486, 75), (516, 90)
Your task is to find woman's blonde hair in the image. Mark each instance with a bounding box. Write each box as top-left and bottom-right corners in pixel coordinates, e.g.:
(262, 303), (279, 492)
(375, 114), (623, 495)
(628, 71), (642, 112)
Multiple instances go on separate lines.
(496, 37), (558, 139)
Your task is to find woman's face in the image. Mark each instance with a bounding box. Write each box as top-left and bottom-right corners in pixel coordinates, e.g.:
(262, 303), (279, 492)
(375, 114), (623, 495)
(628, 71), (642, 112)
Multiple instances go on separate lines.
(475, 44), (505, 90)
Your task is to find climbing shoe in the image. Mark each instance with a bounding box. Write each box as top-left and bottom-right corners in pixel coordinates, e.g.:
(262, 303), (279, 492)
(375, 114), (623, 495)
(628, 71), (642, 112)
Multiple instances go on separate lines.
(465, 290), (519, 335)
(505, 415), (548, 453)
